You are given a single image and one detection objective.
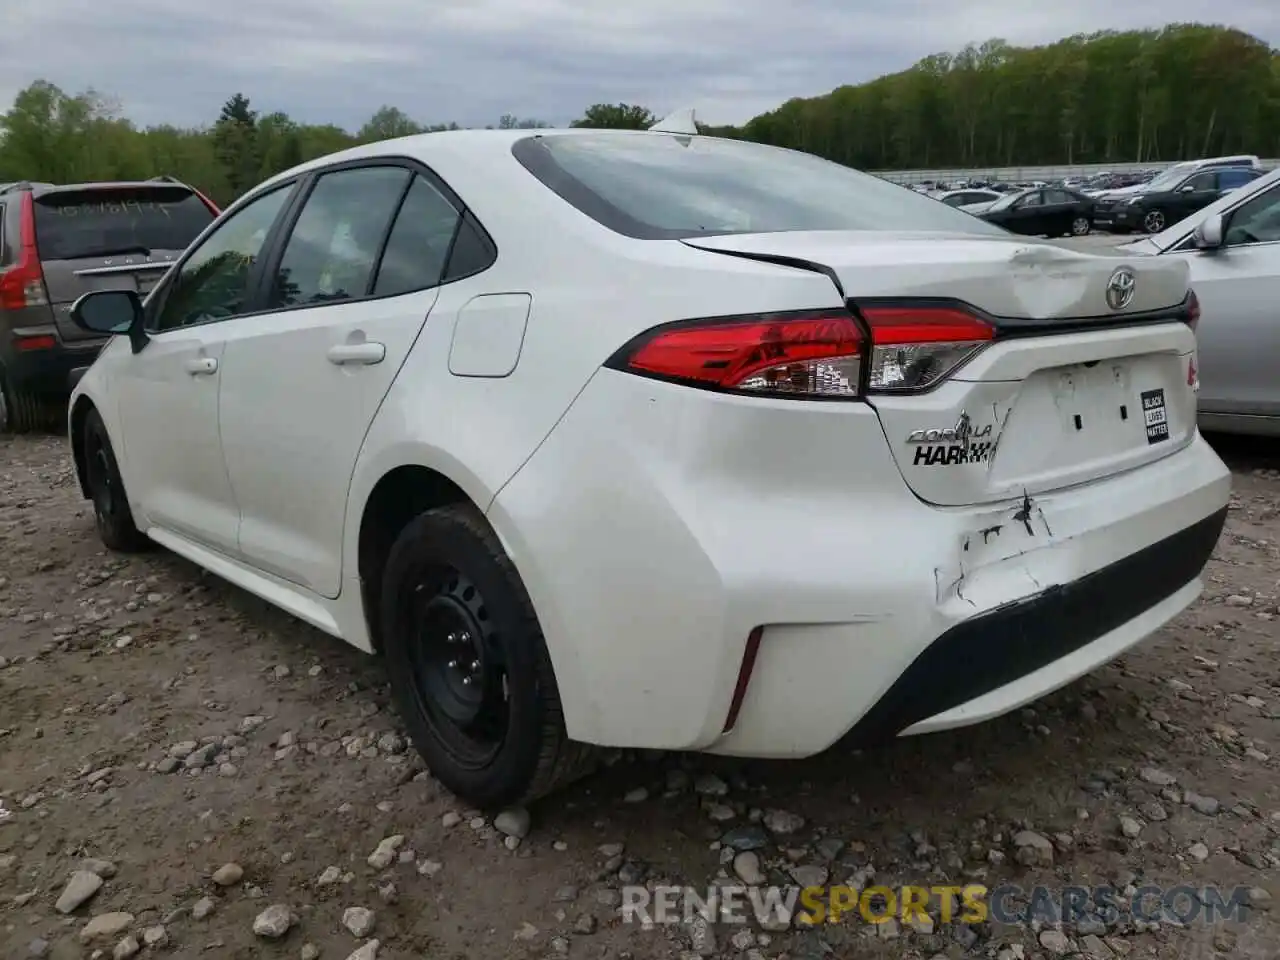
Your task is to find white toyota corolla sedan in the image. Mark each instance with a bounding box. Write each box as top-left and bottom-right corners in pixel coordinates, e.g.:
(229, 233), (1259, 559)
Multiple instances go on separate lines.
(65, 123), (1231, 808)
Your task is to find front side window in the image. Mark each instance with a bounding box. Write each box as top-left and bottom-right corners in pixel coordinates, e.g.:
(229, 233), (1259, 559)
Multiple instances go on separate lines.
(512, 133), (1009, 240)
(1225, 186), (1280, 246)
(269, 166), (411, 308)
(149, 184), (293, 332)
(1015, 191), (1044, 208)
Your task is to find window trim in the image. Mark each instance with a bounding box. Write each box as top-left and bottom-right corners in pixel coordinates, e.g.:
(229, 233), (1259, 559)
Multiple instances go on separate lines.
(145, 178), (303, 335)
(249, 155), (496, 320)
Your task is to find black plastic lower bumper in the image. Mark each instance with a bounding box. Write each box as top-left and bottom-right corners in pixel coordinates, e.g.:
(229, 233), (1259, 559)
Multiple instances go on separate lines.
(846, 505), (1228, 744)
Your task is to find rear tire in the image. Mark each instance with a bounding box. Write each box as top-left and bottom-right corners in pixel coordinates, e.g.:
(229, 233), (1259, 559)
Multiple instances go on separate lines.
(1070, 216), (1091, 236)
(82, 408), (150, 552)
(1142, 209), (1166, 233)
(380, 504), (597, 809)
(0, 371), (48, 434)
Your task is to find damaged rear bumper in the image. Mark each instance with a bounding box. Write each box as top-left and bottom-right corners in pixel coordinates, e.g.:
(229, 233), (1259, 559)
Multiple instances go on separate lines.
(707, 431), (1230, 758)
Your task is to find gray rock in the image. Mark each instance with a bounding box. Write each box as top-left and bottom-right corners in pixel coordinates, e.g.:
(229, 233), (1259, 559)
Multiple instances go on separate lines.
(342, 906), (376, 938)
(694, 774), (729, 797)
(345, 941), (380, 960)
(1081, 934), (1113, 958)
(301, 945), (320, 960)
(80, 913), (135, 943)
(790, 864), (828, 888)
(1119, 817), (1143, 839)
(79, 858), (118, 879)
(573, 913), (598, 935)
(1139, 767), (1177, 786)
(366, 835), (404, 870)
(1185, 792), (1221, 816)
(733, 851), (766, 885)
(763, 809), (805, 835)
(1039, 929), (1073, 955)
(56, 870), (105, 913)
(27, 939), (50, 959)
(1013, 830), (1054, 866)
(253, 904), (296, 939)
(688, 915), (716, 956)
(142, 925), (168, 947)
(441, 812), (462, 828)
(623, 787), (649, 803)
(112, 936), (140, 959)
(1139, 801), (1168, 822)
(494, 808), (530, 839)
(1188, 842), (1210, 862)
(212, 862), (244, 886)
(721, 825), (769, 851)
(192, 896), (216, 920)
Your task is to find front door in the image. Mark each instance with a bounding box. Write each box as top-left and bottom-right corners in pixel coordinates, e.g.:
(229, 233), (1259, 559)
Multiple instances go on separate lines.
(217, 164), (470, 597)
(112, 183), (296, 553)
(1180, 181), (1280, 419)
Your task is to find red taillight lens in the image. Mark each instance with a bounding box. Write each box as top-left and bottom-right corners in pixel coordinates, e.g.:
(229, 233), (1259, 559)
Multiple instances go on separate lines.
(0, 193), (49, 311)
(614, 309), (864, 399)
(1186, 289), (1200, 332)
(858, 303), (994, 393)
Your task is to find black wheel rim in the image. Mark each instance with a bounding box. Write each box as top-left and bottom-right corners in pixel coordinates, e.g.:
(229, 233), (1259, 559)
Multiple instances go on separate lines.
(403, 566), (508, 768)
(1144, 211), (1164, 232)
(85, 431), (117, 522)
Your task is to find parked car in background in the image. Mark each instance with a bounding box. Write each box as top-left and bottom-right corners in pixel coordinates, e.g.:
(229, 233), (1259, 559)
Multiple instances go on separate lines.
(65, 125), (1227, 808)
(932, 188), (1003, 208)
(1091, 158), (1263, 234)
(0, 177), (219, 432)
(962, 186), (1095, 236)
(1120, 167), (1280, 436)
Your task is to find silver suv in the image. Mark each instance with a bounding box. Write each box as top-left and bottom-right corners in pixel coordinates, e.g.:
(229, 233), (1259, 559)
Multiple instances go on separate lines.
(0, 177), (218, 431)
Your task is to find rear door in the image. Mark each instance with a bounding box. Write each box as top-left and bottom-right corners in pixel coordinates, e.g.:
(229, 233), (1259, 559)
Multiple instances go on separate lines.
(32, 184), (217, 344)
(216, 162), (476, 598)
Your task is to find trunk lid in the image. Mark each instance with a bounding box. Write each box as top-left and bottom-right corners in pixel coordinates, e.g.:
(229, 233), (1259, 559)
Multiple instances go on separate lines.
(682, 231), (1196, 507)
(32, 184), (215, 342)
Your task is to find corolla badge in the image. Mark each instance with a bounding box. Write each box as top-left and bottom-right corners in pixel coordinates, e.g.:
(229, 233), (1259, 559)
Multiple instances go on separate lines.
(1105, 267), (1137, 311)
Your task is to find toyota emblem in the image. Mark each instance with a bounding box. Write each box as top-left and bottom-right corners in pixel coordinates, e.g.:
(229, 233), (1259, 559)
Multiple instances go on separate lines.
(1105, 267), (1136, 311)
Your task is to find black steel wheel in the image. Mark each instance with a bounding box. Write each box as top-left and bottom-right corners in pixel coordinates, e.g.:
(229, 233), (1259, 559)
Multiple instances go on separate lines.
(81, 408), (149, 552)
(380, 504), (597, 808)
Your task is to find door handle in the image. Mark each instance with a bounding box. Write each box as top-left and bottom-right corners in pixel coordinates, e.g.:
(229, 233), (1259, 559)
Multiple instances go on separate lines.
(185, 357), (217, 376)
(327, 342), (385, 366)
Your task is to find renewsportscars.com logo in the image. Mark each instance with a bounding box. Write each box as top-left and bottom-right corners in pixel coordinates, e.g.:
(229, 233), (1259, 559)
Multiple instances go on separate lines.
(620, 883), (1259, 929)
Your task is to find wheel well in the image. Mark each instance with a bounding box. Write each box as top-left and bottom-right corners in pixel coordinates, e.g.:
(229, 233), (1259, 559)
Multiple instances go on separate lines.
(358, 465), (471, 652)
(69, 396), (95, 500)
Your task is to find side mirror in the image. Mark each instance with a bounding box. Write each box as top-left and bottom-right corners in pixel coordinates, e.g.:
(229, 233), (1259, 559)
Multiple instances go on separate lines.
(70, 289), (149, 354)
(1179, 184), (1196, 194)
(1193, 213), (1225, 251)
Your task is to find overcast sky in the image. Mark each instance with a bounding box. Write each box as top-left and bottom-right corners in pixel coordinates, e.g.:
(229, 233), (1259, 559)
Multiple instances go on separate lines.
(3, 1), (1277, 131)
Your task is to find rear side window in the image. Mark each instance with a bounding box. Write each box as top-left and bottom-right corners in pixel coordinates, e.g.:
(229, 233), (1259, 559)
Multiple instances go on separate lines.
(512, 133), (1009, 240)
(32, 186), (215, 261)
(372, 175), (463, 297)
(1218, 169), (1259, 190)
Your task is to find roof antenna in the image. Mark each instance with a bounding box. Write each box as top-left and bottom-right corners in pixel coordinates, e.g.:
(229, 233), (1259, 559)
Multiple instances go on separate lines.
(649, 107), (699, 135)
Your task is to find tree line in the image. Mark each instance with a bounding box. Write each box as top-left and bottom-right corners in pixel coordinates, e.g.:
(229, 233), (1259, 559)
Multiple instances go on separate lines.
(0, 24), (1275, 207)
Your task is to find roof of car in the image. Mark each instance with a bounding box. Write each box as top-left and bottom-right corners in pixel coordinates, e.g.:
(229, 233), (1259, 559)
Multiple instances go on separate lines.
(1, 178), (197, 199)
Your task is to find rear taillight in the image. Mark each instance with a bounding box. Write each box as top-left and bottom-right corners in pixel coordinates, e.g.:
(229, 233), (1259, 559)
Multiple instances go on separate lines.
(1185, 289), (1200, 332)
(609, 303), (995, 400)
(610, 309), (863, 399)
(0, 193), (49, 310)
(858, 304), (994, 393)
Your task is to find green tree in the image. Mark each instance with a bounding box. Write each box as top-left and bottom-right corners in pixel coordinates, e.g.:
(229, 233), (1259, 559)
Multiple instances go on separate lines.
(571, 103), (657, 130)
(212, 93), (260, 196)
(358, 106), (424, 143)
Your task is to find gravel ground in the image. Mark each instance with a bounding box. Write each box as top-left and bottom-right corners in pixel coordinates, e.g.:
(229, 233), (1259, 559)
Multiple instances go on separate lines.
(2, 429), (1279, 960)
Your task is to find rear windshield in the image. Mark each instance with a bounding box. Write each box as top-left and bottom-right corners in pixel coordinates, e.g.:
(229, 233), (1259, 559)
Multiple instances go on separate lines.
(33, 186), (214, 261)
(511, 132), (1008, 240)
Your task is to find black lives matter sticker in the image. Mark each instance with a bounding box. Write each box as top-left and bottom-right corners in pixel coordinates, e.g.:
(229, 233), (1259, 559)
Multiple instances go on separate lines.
(1141, 388), (1169, 444)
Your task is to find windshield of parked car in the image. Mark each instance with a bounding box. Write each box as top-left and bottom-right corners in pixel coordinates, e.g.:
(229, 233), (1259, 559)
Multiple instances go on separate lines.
(1142, 163), (1199, 193)
(986, 190), (1026, 212)
(512, 132), (1010, 240)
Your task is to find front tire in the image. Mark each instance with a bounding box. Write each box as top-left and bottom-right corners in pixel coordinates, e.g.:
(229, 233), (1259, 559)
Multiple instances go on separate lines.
(1142, 209), (1166, 233)
(380, 504), (597, 809)
(1071, 216), (1091, 236)
(82, 408), (150, 552)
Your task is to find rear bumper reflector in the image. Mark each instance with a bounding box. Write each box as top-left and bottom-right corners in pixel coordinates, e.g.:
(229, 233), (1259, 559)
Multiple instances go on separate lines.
(722, 626), (764, 733)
